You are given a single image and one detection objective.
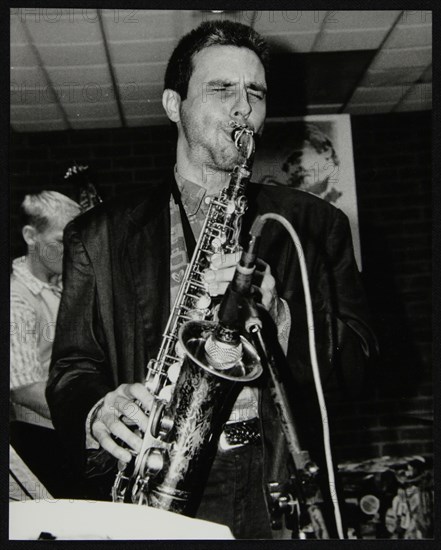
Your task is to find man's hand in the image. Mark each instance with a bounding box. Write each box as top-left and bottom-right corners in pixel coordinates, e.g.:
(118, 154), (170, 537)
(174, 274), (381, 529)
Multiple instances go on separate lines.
(202, 252), (283, 324)
(91, 383), (153, 463)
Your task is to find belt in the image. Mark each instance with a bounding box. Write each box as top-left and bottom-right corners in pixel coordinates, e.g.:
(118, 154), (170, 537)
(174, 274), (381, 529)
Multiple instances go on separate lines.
(219, 417), (261, 450)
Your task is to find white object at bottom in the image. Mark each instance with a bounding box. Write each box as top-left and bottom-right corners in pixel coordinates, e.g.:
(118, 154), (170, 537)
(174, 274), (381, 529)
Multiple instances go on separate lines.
(9, 499), (235, 540)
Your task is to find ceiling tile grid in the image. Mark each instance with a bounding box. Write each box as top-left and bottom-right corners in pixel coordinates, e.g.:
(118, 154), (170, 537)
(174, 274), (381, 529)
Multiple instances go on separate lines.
(10, 9), (432, 132)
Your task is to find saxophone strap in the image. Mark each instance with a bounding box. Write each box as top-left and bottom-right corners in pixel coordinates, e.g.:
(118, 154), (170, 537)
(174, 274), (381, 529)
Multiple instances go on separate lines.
(170, 179), (196, 259)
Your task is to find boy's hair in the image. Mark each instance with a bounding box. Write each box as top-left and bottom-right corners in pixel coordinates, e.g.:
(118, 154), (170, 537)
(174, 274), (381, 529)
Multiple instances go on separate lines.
(164, 20), (270, 100)
(20, 191), (81, 232)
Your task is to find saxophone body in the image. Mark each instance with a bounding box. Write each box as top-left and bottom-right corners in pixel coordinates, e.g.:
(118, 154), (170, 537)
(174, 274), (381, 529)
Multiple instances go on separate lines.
(112, 121), (263, 512)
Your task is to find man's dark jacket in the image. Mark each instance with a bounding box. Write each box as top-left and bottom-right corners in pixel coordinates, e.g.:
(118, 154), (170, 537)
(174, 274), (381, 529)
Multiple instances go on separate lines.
(46, 177), (377, 496)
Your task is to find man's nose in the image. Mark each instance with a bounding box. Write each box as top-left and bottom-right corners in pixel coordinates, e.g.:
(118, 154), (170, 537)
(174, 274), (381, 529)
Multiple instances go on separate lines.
(231, 87), (252, 120)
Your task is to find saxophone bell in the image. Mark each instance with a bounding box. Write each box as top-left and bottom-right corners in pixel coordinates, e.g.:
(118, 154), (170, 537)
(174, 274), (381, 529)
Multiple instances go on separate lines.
(132, 321), (262, 514)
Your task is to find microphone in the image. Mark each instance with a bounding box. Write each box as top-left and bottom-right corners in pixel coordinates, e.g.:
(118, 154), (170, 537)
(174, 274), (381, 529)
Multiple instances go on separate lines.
(215, 234), (261, 330)
(204, 230), (263, 368)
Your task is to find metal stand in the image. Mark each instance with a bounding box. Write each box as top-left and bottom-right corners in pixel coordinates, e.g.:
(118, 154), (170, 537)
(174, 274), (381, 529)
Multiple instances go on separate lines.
(249, 325), (330, 539)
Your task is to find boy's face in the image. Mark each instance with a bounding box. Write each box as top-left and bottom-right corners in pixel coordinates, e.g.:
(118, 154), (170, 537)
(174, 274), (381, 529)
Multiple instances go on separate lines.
(32, 218), (68, 276)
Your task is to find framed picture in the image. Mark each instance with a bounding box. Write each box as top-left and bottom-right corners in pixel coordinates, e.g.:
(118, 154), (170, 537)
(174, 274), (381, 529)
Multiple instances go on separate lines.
(253, 114), (362, 270)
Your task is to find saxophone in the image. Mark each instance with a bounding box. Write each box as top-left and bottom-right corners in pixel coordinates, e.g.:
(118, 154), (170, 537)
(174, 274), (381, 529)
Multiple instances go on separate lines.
(112, 121), (263, 513)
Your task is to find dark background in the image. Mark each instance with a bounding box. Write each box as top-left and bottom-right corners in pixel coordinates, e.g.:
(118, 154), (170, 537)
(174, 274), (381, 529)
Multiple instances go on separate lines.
(9, 109), (432, 464)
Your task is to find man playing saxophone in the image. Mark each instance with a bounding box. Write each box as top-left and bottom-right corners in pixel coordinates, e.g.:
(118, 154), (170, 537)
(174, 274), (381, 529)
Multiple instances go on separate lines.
(47, 20), (376, 539)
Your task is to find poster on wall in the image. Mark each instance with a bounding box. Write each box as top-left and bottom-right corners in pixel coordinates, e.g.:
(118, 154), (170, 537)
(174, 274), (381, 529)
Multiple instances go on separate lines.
(253, 114), (362, 270)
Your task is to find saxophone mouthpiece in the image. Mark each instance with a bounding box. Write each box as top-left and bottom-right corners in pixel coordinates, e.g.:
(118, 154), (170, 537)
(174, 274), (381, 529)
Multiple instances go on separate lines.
(230, 121), (255, 161)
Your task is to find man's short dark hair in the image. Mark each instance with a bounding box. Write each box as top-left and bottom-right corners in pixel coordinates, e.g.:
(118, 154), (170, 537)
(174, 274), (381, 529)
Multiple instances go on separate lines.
(164, 20), (270, 100)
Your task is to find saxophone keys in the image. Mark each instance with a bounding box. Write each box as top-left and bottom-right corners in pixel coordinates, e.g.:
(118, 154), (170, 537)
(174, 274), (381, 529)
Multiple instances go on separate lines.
(158, 384), (174, 402)
(175, 340), (185, 359)
(194, 292), (211, 310)
(211, 234), (227, 252)
(141, 448), (167, 478)
(167, 361), (182, 383)
(226, 200), (236, 215)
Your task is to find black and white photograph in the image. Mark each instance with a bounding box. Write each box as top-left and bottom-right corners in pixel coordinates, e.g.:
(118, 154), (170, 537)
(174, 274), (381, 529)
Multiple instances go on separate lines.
(7, 7), (433, 542)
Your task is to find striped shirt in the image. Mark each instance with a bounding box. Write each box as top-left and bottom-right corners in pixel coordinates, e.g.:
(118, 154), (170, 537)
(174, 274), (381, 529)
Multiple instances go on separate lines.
(10, 257), (62, 429)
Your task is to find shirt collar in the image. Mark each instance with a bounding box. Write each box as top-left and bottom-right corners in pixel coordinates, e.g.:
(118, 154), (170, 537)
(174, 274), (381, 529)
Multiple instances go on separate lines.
(12, 256), (62, 296)
(174, 165), (209, 217)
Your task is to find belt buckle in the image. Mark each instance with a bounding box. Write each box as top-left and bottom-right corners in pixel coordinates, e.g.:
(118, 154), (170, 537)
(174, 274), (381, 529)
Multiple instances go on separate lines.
(218, 431), (246, 451)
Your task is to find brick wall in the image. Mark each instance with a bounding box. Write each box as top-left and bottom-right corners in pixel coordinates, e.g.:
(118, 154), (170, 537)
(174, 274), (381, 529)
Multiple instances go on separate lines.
(330, 111), (432, 463)
(10, 110), (432, 463)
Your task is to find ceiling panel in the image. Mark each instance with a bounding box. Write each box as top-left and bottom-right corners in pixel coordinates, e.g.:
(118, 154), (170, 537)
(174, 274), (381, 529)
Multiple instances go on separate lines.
(45, 65), (112, 86)
(372, 46), (432, 69)
(37, 42), (107, 66)
(345, 103), (397, 114)
(264, 33), (319, 53)
(10, 81), (59, 106)
(420, 65), (432, 82)
(349, 85), (412, 104)
(10, 43), (36, 66)
(122, 100), (164, 116)
(122, 82), (164, 100)
(11, 103), (66, 122)
(324, 10), (401, 29)
(362, 67), (427, 87)
(100, 10), (194, 41)
(113, 62), (167, 84)
(395, 99), (432, 112)
(53, 82), (114, 104)
(10, 65), (50, 84)
(62, 101), (120, 119)
(23, 11), (103, 44)
(396, 11), (432, 26)
(107, 39), (176, 64)
(387, 24), (432, 48)
(402, 82), (432, 104)
(314, 28), (389, 51)
(250, 11), (325, 33)
(10, 16), (30, 44)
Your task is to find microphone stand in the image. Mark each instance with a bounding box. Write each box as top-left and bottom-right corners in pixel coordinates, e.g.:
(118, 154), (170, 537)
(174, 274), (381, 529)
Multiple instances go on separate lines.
(247, 322), (330, 539)
(208, 225), (332, 539)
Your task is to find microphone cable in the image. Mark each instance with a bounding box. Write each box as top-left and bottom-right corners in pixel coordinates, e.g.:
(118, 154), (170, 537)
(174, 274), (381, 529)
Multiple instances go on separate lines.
(250, 213), (345, 540)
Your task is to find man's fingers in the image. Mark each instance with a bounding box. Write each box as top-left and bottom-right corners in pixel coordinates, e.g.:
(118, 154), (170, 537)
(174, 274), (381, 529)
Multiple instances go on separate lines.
(100, 384), (151, 432)
(126, 382), (154, 414)
(92, 422), (133, 463)
(210, 251), (242, 269)
(203, 265), (236, 284)
(88, 382), (157, 463)
(105, 396), (150, 433)
(261, 272), (276, 293)
(108, 419), (144, 454)
(206, 281), (229, 296)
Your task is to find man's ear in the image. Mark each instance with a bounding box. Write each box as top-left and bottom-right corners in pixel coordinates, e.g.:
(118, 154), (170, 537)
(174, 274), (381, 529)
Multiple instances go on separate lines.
(162, 89), (181, 123)
(22, 225), (37, 246)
